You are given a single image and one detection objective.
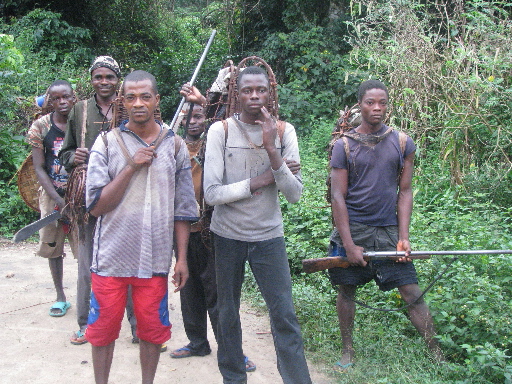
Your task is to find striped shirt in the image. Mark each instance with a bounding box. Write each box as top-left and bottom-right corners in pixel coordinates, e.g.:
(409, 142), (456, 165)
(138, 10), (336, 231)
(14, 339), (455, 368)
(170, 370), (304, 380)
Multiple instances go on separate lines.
(86, 122), (198, 278)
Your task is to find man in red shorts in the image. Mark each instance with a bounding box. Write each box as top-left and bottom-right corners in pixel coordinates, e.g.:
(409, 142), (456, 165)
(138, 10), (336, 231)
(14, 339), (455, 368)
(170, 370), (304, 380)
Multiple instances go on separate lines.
(85, 70), (197, 384)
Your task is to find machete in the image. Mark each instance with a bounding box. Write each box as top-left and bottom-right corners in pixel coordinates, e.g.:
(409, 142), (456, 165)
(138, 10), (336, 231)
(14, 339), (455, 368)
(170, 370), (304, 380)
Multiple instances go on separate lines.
(13, 210), (62, 243)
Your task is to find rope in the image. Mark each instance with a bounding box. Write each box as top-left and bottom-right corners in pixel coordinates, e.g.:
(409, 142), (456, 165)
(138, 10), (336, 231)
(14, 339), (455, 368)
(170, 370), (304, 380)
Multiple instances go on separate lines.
(0, 294), (75, 315)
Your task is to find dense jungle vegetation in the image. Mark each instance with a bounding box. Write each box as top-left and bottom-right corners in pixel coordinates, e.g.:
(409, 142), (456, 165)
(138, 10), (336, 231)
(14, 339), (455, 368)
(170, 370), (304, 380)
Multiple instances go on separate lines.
(1, 1), (511, 382)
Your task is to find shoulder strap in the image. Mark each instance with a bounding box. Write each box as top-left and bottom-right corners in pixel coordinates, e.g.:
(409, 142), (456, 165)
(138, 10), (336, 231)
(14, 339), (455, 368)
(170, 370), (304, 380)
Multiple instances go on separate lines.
(174, 134), (182, 160)
(341, 136), (350, 160)
(111, 128), (136, 167)
(398, 131), (407, 156)
(80, 99), (87, 148)
(222, 119), (229, 145)
(276, 120), (285, 143)
(153, 126), (169, 151)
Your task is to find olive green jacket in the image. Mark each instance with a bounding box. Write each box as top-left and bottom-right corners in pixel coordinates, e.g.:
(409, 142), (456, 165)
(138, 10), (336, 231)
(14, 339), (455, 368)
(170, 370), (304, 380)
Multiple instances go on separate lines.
(58, 95), (112, 172)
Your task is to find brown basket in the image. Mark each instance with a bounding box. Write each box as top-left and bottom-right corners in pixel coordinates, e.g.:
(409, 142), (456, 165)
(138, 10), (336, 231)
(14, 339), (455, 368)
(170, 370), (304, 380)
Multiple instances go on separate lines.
(226, 56), (280, 119)
(17, 154), (40, 212)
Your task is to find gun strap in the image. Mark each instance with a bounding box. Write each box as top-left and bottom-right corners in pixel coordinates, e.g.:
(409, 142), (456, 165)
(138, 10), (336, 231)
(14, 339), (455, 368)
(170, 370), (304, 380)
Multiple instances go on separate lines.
(80, 99), (87, 148)
(330, 256), (458, 312)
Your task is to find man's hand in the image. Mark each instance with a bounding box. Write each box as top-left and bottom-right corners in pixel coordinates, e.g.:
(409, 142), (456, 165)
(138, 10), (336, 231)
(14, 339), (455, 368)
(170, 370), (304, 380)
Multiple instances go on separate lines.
(346, 243), (367, 267)
(171, 260), (189, 293)
(396, 239), (412, 262)
(284, 158), (301, 175)
(55, 196), (66, 211)
(180, 83), (206, 106)
(255, 107), (277, 151)
(74, 147), (89, 165)
(132, 146), (157, 168)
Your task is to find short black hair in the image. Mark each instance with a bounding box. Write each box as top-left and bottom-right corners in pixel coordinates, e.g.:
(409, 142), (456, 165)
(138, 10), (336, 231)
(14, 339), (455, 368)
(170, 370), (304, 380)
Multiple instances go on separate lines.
(123, 70), (158, 94)
(357, 80), (388, 102)
(48, 80), (73, 94)
(237, 66), (269, 89)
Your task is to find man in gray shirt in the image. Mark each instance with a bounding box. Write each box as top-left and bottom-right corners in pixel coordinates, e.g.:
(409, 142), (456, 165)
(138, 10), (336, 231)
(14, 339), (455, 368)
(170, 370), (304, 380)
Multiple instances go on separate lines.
(203, 66), (312, 384)
(85, 70), (196, 384)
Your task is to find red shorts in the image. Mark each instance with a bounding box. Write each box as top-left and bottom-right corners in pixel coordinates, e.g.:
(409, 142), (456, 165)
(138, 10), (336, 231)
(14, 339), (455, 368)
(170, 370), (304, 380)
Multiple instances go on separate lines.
(86, 273), (171, 347)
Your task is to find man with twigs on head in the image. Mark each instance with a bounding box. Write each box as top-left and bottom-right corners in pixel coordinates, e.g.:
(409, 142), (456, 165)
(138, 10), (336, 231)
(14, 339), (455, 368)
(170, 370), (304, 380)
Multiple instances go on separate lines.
(203, 64), (312, 384)
(329, 80), (445, 370)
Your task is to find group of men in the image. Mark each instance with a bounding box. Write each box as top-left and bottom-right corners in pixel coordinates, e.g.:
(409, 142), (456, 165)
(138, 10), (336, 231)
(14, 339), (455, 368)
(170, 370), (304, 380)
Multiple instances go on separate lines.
(27, 54), (444, 384)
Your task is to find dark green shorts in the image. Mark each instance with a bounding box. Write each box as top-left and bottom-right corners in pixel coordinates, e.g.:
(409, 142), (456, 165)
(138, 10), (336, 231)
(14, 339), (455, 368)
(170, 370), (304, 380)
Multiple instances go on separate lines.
(328, 222), (418, 291)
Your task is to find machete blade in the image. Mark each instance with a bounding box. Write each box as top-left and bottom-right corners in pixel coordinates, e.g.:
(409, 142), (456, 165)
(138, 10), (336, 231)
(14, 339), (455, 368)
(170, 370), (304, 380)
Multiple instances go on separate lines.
(12, 210), (62, 243)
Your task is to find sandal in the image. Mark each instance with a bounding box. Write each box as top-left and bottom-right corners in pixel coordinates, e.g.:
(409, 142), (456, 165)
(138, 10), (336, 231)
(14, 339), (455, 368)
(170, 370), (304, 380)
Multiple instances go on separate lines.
(170, 346), (192, 358)
(334, 361), (354, 372)
(49, 301), (71, 317)
(70, 329), (88, 345)
(245, 356), (256, 372)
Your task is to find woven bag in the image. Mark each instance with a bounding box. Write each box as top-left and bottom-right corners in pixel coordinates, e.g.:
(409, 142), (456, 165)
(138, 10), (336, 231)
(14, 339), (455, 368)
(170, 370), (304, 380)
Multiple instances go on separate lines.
(16, 154), (41, 212)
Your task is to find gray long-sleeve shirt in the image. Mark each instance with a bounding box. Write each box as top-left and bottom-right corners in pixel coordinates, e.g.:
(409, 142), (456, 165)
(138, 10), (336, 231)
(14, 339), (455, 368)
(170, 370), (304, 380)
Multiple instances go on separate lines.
(203, 117), (302, 242)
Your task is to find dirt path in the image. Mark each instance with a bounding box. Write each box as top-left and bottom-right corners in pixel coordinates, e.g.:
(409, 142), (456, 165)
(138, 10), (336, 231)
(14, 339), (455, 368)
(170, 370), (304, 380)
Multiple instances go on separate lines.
(0, 239), (332, 384)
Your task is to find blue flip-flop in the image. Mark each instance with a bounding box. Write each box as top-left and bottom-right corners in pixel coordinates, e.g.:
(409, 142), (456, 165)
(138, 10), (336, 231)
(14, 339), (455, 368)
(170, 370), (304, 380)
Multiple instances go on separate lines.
(49, 301), (71, 317)
(170, 347), (192, 358)
(334, 361), (354, 371)
(245, 356), (256, 372)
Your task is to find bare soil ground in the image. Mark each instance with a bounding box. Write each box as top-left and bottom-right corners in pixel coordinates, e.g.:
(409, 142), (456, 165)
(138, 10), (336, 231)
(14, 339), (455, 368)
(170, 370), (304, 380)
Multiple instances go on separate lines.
(0, 239), (333, 384)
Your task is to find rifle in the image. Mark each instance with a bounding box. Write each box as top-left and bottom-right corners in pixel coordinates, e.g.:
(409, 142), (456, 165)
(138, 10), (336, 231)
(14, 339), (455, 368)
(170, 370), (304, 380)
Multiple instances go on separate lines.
(302, 250), (512, 274)
(169, 29), (216, 130)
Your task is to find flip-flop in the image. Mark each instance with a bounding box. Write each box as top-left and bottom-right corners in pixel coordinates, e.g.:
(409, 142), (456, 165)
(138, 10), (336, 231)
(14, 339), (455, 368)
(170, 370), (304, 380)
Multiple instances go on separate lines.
(70, 329), (88, 345)
(245, 356), (256, 372)
(334, 361), (354, 371)
(49, 301), (71, 317)
(170, 346), (192, 358)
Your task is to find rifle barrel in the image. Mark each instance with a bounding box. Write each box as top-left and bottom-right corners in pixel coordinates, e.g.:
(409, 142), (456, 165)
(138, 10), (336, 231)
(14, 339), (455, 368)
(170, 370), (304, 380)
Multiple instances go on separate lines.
(363, 250), (512, 257)
(169, 29), (217, 130)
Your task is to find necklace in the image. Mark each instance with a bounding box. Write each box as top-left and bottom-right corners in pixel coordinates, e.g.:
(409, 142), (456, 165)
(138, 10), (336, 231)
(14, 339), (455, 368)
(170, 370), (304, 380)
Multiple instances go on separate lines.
(232, 115), (264, 149)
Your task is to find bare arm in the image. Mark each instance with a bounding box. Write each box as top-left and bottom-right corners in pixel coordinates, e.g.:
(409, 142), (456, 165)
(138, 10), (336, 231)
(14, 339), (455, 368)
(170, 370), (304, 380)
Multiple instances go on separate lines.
(89, 146), (156, 217)
(330, 167), (366, 267)
(396, 151), (415, 260)
(32, 147), (65, 209)
(172, 220), (190, 292)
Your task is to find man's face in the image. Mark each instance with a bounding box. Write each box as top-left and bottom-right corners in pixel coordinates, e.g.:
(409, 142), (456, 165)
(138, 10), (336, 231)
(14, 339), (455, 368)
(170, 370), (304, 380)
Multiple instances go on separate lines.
(48, 84), (75, 117)
(91, 67), (119, 99)
(238, 74), (269, 116)
(359, 88), (388, 126)
(122, 79), (160, 126)
(183, 104), (206, 138)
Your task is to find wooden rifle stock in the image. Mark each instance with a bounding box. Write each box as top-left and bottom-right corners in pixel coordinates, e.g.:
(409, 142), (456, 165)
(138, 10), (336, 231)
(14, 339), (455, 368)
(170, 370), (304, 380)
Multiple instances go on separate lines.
(302, 250), (512, 274)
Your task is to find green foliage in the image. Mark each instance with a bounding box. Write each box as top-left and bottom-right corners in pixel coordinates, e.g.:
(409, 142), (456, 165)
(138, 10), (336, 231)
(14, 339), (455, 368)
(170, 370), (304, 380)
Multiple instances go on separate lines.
(259, 26), (364, 132)
(345, 0), (512, 205)
(282, 119), (333, 274)
(150, 10), (230, 120)
(0, 33), (24, 120)
(4, 9), (91, 97)
(0, 129), (36, 237)
(6, 9), (90, 66)
(273, 126), (512, 383)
